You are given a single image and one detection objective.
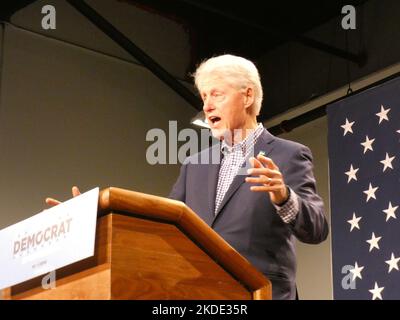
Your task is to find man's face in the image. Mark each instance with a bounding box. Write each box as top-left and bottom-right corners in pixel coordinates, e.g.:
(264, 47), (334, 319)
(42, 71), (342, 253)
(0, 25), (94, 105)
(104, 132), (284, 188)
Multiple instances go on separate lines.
(200, 79), (249, 141)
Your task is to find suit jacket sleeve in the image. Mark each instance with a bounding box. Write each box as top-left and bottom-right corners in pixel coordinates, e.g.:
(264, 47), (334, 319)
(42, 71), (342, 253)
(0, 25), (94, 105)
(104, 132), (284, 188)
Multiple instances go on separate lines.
(168, 163), (187, 202)
(283, 145), (329, 244)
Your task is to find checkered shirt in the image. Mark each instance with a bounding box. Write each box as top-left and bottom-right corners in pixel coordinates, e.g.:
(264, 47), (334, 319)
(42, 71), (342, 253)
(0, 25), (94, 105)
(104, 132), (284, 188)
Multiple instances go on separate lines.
(214, 124), (299, 224)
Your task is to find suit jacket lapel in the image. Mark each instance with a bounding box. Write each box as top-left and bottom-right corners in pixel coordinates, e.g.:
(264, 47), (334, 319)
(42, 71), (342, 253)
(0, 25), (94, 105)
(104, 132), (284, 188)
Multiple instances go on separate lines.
(212, 129), (276, 222)
(206, 144), (222, 223)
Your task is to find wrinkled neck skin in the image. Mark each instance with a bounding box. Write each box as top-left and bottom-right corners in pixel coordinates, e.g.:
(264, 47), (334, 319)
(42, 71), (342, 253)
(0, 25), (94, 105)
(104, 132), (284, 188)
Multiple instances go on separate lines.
(221, 116), (258, 146)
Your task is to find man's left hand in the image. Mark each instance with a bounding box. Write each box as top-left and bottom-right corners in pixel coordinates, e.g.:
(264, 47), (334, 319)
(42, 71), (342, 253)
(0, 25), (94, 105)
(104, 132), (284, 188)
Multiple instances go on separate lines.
(245, 154), (289, 205)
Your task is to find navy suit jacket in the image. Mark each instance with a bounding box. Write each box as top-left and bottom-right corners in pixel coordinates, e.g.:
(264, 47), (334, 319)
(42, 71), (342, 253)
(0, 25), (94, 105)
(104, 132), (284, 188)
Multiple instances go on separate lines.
(169, 129), (329, 299)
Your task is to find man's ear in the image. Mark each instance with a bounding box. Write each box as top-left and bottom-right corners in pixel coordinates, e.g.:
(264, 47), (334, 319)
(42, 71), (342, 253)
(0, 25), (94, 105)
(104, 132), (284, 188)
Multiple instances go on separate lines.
(243, 87), (254, 109)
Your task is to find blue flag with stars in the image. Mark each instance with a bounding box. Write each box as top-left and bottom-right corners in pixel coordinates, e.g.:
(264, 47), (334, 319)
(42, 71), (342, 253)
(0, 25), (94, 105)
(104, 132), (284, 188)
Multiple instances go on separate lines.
(328, 76), (400, 300)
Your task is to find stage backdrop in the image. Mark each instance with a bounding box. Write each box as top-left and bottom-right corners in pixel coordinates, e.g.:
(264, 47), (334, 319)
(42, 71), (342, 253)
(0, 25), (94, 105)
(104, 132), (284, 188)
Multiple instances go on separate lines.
(328, 76), (400, 300)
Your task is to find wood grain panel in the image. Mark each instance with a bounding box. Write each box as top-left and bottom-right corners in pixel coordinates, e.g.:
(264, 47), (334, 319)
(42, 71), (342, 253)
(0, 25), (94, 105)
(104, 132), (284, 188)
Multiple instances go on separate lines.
(100, 187), (271, 299)
(14, 264), (111, 300)
(109, 214), (251, 299)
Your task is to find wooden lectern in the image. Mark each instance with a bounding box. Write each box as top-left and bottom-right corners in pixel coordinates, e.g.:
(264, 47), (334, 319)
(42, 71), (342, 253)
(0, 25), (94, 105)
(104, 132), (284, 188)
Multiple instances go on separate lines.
(2, 187), (271, 300)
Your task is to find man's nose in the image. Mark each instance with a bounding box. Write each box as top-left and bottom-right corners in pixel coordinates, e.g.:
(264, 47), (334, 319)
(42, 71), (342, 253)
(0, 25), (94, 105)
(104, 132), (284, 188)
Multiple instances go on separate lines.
(203, 98), (215, 113)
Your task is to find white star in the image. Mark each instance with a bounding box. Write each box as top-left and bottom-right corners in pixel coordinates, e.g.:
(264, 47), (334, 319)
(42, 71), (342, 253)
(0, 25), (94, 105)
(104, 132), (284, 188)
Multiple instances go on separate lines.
(347, 213), (362, 231)
(350, 262), (364, 281)
(383, 202), (398, 222)
(341, 118), (355, 136)
(361, 136), (375, 154)
(366, 232), (382, 252)
(363, 183), (378, 202)
(385, 253), (400, 273)
(345, 165), (359, 183)
(397, 130), (400, 134)
(380, 153), (395, 172)
(369, 282), (384, 300)
(376, 105), (390, 124)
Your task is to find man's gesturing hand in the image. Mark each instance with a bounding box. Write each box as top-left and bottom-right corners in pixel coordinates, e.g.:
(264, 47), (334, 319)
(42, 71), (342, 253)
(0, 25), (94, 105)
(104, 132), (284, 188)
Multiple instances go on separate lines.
(245, 154), (289, 205)
(45, 186), (81, 206)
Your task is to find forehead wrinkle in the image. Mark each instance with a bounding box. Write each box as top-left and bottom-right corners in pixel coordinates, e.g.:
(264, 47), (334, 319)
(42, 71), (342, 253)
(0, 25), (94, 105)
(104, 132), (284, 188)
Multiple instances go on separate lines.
(198, 78), (237, 95)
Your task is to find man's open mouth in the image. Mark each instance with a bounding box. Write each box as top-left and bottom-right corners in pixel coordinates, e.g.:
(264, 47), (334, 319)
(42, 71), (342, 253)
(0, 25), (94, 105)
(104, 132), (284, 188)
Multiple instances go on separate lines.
(208, 116), (221, 125)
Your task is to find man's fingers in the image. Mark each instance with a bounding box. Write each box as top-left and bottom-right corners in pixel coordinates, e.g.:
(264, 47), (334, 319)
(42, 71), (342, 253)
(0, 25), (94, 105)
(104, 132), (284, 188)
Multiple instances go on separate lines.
(46, 186), (81, 207)
(249, 157), (263, 169)
(257, 155), (279, 170)
(245, 177), (282, 185)
(72, 186), (81, 197)
(45, 197), (61, 206)
(250, 185), (283, 192)
(247, 167), (281, 178)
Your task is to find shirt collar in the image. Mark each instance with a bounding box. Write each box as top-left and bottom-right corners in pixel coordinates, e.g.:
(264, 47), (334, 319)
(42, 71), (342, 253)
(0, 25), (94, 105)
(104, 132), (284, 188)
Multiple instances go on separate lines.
(221, 123), (264, 156)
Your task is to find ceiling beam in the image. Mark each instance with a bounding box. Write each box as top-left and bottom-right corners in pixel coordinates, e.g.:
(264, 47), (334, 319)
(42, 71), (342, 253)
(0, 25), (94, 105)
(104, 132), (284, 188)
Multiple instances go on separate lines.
(268, 70), (400, 135)
(66, 0), (202, 111)
(179, 0), (367, 67)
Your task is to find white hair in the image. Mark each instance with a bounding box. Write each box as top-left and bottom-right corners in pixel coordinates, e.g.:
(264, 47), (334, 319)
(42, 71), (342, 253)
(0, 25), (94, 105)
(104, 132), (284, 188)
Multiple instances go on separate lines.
(193, 54), (263, 116)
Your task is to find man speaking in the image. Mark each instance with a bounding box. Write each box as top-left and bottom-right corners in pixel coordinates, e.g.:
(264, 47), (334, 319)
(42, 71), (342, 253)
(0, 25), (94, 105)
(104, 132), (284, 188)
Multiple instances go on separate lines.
(169, 54), (329, 300)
